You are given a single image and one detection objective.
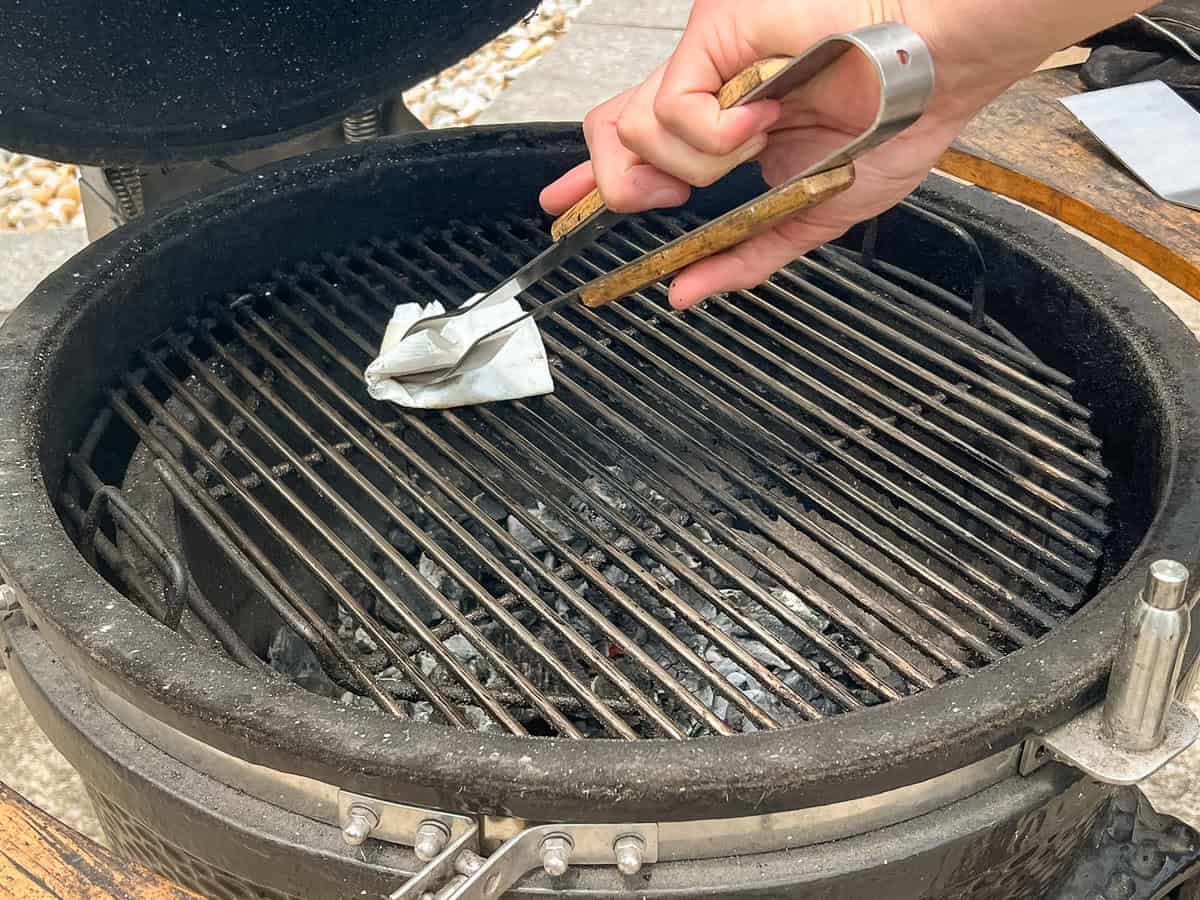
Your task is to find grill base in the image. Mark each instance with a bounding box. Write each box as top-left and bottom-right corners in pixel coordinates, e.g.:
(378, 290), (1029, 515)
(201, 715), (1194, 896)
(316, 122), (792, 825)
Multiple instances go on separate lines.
(3, 613), (1154, 900)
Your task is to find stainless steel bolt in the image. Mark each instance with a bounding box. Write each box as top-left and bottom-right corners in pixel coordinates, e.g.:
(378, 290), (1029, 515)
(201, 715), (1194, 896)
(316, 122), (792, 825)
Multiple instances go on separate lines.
(539, 834), (572, 877)
(413, 820), (450, 862)
(613, 834), (646, 876)
(341, 804), (379, 846)
(1103, 559), (1192, 751)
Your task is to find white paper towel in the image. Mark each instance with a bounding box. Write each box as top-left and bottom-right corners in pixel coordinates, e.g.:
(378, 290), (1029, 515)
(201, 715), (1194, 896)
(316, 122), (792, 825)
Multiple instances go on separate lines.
(364, 295), (554, 409)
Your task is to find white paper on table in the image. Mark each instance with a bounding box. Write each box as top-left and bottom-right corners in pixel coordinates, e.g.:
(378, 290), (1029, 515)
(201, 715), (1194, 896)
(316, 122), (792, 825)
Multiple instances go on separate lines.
(364, 295), (554, 410)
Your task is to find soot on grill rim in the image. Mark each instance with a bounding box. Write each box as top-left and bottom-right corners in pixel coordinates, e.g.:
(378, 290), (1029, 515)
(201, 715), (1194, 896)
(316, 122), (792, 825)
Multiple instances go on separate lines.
(61, 198), (1113, 741)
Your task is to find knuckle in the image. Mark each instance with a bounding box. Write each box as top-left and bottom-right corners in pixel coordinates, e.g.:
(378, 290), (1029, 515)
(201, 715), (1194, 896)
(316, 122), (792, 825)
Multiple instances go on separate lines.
(614, 113), (648, 151)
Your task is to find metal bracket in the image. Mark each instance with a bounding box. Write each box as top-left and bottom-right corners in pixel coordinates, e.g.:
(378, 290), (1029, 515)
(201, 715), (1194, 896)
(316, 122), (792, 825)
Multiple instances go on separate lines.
(336, 790), (475, 849)
(390, 822), (659, 900)
(1021, 702), (1200, 785)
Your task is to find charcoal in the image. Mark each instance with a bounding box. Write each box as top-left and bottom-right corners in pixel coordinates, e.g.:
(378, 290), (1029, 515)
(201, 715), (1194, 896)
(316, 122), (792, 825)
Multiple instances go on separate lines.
(418, 552), (467, 604)
(416, 650), (437, 677)
(387, 526), (417, 557)
(736, 639), (787, 669)
(407, 701), (437, 723)
(613, 535), (637, 553)
(527, 501), (576, 543)
(335, 606), (356, 641)
(584, 475), (628, 511)
(462, 705), (506, 733)
(473, 491), (508, 521)
(444, 633), (479, 663)
(268, 626), (340, 698)
(769, 588), (831, 632)
(506, 514), (546, 553)
(688, 523), (714, 544)
(651, 565), (677, 587)
(354, 626), (378, 654)
(602, 564), (629, 587)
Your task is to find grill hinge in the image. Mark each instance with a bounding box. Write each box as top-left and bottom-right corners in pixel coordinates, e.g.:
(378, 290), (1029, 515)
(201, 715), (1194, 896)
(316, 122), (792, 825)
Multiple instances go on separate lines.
(388, 821), (659, 899)
(1021, 559), (1200, 784)
(1019, 701), (1198, 784)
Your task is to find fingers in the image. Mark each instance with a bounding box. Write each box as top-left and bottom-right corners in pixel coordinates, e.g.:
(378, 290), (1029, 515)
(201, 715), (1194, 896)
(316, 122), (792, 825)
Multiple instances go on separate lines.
(616, 62), (780, 189)
(539, 161), (596, 215)
(651, 24), (783, 157)
(667, 216), (846, 309)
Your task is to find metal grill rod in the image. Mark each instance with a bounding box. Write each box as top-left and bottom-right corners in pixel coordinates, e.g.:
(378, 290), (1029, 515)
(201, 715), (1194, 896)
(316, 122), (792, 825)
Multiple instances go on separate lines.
(236, 292), (793, 733)
(462, 222), (1064, 629)
(105, 389), (423, 718)
(249, 286), (794, 734)
(282, 253), (867, 714)
(139, 345), (577, 738)
(812, 246), (1095, 427)
(112, 381), (480, 729)
(371, 242), (926, 698)
(60, 455), (264, 672)
(660, 214), (1105, 476)
(429, 235), (1042, 649)
(385, 239), (982, 683)
(533, 247), (1081, 609)
(796, 252), (1104, 459)
(165, 331), (639, 739)
(862, 200), (993, 334)
(253, 290), (814, 727)
(192, 319), (703, 739)
(702, 274), (1107, 515)
(595, 227), (1099, 568)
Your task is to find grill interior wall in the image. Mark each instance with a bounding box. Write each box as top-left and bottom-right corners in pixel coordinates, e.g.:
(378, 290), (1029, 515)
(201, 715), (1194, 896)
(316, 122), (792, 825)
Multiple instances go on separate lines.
(64, 205), (1112, 741)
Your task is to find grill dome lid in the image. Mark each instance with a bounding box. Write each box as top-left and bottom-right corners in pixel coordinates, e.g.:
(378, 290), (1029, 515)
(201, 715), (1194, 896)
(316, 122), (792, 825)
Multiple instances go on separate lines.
(0, 0), (533, 164)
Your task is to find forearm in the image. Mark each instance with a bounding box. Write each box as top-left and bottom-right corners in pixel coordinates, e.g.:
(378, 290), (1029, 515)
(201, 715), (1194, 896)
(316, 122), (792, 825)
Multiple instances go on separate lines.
(900, 0), (1159, 119)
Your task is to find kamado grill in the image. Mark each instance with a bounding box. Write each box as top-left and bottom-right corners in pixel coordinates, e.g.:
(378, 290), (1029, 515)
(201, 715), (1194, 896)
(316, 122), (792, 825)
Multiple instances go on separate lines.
(4, 12), (1200, 900)
(2, 124), (1200, 899)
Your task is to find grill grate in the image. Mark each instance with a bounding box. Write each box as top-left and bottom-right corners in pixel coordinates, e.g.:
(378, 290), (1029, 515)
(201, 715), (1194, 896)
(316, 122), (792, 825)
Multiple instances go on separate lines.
(65, 204), (1112, 740)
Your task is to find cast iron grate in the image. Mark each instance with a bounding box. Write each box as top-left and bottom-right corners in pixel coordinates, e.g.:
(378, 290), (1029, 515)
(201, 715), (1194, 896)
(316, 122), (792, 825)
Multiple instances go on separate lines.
(63, 203), (1112, 740)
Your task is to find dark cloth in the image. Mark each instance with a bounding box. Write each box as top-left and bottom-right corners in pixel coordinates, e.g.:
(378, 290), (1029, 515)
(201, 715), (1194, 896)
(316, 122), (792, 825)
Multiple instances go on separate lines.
(1080, 1), (1200, 108)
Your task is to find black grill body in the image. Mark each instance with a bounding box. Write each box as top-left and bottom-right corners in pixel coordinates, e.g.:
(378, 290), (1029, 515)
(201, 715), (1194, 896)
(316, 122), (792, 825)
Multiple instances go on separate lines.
(2, 126), (1200, 897)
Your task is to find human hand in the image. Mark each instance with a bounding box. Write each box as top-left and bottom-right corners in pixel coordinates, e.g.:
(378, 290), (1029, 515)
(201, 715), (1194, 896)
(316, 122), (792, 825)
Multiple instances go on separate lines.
(540, 0), (1148, 309)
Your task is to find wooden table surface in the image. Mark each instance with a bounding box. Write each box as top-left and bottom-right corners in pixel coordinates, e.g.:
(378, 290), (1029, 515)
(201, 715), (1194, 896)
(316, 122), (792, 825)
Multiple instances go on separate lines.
(938, 68), (1200, 293)
(0, 784), (201, 899)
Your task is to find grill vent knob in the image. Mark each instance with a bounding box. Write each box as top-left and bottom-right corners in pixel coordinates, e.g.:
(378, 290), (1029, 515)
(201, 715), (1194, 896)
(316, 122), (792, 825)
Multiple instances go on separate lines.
(539, 834), (572, 877)
(413, 820), (450, 862)
(614, 834), (646, 876)
(341, 804), (379, 846)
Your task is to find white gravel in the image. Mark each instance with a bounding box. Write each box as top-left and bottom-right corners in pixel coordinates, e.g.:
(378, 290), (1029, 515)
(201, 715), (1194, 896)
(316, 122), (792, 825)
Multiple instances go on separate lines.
(0, 0), (590, 233)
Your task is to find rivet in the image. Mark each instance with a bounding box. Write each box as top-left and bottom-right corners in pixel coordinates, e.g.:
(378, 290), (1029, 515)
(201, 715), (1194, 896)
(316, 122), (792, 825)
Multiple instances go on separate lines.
(413, 819), (450, 862)
(613, 834), (645, 876)
(341, 804), (379, 846)
(539, 834), (572, 877)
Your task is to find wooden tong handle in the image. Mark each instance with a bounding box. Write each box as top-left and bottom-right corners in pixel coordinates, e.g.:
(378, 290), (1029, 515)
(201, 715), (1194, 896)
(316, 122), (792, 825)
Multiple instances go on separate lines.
(550, 57), (792, 241)
(578, 161), (854, 309)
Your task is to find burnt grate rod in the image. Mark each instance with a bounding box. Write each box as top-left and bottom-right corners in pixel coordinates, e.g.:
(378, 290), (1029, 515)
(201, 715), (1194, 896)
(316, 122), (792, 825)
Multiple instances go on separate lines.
(64, 204), (1112, 740)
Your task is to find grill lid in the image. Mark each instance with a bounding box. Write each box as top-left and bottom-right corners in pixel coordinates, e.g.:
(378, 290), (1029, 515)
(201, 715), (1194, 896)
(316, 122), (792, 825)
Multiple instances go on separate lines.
(0, 0), (533, 164)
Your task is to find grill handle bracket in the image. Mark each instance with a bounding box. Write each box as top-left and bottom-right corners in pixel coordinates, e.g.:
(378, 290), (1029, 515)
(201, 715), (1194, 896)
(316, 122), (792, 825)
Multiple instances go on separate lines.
(1022, 559), (1199, 784)
(390, 822), (659, 900)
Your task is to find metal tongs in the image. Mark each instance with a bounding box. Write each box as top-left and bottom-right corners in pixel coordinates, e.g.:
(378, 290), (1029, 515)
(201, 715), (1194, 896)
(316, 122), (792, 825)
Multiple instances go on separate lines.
(394, 23), (934, 387)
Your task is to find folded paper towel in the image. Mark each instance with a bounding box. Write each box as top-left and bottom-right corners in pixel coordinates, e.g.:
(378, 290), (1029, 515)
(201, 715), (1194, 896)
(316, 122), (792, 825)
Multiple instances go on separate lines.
(364, 295), (554, 409)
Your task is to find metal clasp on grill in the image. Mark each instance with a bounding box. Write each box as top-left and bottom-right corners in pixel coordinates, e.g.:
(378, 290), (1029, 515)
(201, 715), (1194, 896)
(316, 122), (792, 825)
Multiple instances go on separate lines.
(1021, 559), (1200, 784)
(388, 820), (658, 899)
